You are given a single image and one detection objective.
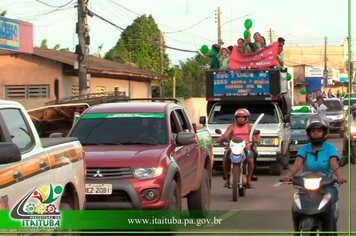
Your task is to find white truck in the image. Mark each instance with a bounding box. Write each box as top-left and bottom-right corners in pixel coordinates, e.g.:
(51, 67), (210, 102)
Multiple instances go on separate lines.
(0, 100), (86, 218)
(200, 68), (291, 175)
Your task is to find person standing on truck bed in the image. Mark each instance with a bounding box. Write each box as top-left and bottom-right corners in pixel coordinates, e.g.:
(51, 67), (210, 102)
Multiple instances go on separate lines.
(247, 30), (266, 52)
(210, 44), (220, 70)
(218, 47), (230, 70)
(236, 38), (249, 55)
(216, 109), (260, 189)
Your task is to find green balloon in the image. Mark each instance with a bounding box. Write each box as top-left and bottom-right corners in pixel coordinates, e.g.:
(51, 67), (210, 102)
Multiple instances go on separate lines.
(287, 73), (292, 81)
(201, 45), (209, 54)
(300, 89), (306, 95)
(340, 92), (344, 97)
(300, 106), (310, 113)
(243, 30), (249, 39)
(244, 19), (253, 29)
(352, 95), (355, 98)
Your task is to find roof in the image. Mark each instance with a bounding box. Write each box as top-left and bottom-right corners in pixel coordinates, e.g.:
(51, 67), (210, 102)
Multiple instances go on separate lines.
(0, 47), (169, 80)
(85, 102), (180, 114)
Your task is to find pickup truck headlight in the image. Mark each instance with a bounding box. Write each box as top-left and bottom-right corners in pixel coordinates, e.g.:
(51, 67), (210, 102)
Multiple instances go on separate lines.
(259, 137), (279, 146)
(131, 167), (163, 180)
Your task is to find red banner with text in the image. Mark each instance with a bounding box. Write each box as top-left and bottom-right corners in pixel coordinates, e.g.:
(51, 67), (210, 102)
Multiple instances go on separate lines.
(228, 42), (278, 69)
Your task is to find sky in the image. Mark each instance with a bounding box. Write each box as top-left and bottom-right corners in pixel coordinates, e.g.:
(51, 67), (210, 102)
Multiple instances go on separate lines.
(1, 0), (354, 66)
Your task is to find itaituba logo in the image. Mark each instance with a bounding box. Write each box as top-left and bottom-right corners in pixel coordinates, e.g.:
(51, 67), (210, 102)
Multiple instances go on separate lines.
(11, 184), (63, 230)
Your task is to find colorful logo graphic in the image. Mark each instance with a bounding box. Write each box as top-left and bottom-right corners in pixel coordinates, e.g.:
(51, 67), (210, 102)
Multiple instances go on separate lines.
(11, 184), (63, 230)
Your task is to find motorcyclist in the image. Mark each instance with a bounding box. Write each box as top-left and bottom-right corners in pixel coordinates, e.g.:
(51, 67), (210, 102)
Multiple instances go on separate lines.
(282, 115), (346, 235)
(216, 108), (260, 189)
(341, 104), (356, 157)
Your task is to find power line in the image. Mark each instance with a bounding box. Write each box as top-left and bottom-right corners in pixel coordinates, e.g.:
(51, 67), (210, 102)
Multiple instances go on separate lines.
(163, 17), (212, 34)
(34, 0), (74, 8)
(91, 10), (198, 53)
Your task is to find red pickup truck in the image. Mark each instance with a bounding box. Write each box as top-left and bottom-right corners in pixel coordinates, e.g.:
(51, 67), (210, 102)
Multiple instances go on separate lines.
(68, 100), (213, 215)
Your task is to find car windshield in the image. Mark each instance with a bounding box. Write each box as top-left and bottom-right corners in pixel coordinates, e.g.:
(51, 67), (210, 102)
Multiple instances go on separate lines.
(323, 100), (342, 112)
(343, 99), (356, 107)
(208, 103), (279, 124)
(70, 114), (168, 145)
(291, 115), (313, 129)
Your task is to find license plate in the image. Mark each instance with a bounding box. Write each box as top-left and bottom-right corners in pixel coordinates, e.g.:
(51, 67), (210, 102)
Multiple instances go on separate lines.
(85, 184), (112, 195)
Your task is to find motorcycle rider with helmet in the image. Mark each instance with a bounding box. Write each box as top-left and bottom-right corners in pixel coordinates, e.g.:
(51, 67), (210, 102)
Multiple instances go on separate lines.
(341, 103), (356, 156)
(282, 115), (346, 235)
(216, 108), (260, 189)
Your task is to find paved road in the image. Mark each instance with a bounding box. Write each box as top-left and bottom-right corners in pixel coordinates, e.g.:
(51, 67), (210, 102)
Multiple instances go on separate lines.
(180, 134), (352, 235)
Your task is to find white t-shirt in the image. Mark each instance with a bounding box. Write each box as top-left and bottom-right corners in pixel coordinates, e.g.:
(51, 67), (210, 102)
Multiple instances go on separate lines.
(315, 103), (327, 120)
(345, 114), (356, 128)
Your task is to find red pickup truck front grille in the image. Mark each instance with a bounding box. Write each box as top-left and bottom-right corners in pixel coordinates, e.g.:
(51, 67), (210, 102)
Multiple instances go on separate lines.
(86, 190), (131, 203)
(86, 167), (133, 180)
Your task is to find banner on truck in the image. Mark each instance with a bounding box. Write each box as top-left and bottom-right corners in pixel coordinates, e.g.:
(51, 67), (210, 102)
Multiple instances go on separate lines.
(213, 71), (270, 97)
(228, 42), (278, 69)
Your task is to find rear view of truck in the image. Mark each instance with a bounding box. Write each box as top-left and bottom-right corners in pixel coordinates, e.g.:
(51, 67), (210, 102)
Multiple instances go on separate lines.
(200, 69), (291, 175)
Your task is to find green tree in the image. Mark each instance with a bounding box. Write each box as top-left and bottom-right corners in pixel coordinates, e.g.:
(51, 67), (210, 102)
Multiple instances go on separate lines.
(104, 14), (170, 74)
(177, 54), (211, 97)
(40, 39), (48, 48)
(1, 9), (7, 17)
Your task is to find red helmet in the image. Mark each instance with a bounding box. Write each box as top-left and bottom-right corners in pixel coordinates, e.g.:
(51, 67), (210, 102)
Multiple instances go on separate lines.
(235, 108), (250, 125)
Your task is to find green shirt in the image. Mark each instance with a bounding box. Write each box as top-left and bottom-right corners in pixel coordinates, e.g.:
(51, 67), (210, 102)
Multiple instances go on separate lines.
(249, 43), (266, 52)
(210, 53), (220, 69)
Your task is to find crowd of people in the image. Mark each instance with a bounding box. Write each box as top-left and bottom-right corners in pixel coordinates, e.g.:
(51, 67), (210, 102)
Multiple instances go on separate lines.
(210, 30), (286, 70)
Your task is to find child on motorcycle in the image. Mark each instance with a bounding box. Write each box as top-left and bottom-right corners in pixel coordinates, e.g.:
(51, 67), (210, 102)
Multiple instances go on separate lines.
(282, 115), (346, 235)
(216, 108), (260, 189)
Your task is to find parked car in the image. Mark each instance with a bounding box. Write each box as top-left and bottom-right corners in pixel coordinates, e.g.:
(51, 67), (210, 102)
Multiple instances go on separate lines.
(290, 113), (316, 161)
(342, 97), (356, 115)
(67, 99), (213, 214)
(312, 98), (344, 135)
(0, 100), (86, 213)
(291, 105), (317, 114)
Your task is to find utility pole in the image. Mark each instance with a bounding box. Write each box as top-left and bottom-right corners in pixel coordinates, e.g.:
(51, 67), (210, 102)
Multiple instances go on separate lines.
(159, 31), (164, 98)
(323, 36), (328, 92)
(269, 28), (274, 44)
(77, 0), (87, 96)
(217, 7), (222, 47)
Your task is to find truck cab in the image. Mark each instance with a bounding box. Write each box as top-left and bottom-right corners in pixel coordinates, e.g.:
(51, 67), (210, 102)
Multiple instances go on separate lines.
(200, 68), (291, 175)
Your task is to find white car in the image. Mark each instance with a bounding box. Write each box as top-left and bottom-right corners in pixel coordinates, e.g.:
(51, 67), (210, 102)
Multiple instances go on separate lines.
(291, 105), (317, 114)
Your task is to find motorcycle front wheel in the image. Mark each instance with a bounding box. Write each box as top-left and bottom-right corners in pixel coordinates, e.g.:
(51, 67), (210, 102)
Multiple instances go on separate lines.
(232, 163), (239, 201)
(298, 227), (321, 236)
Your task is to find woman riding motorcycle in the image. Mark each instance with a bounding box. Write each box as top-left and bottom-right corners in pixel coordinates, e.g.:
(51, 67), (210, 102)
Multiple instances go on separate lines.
(216, 108), (260, 189)
(282, 115), (346, 235)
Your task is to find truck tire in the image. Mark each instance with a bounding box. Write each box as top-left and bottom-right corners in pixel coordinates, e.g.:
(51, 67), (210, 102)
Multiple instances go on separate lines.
(166, 180), (180, 211)
(187, 169), (210, 217)
(269, 161), (282, 175)
(352, 146), (356, 164)
(283, 145), (291, 168)
(53, 203), (79, 236)
(232, 163), (239, 201)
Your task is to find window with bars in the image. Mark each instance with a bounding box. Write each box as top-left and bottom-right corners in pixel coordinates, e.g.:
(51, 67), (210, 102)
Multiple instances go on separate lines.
(5, 85), (49, 99)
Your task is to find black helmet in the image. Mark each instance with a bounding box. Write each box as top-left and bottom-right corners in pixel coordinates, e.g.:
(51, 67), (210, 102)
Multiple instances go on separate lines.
(305, 115), (329, 145)
(351, 104), (356, 113)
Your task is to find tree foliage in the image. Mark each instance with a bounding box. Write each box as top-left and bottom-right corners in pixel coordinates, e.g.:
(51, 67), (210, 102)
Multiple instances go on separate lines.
(104, 15), (170, 74)
(39, 39), (69, 51)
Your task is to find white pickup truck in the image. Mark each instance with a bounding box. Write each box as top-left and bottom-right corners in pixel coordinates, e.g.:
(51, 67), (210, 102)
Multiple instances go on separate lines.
(0, 100), (85, 222)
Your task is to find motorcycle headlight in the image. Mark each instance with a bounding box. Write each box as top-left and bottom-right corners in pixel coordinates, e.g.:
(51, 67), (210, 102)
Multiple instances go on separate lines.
(131, 167), (163, 180)
(318, 193), (332, 210)
(231, 144), (244, 155)
(350, 126), (356, 134)
(304, 177), (321, 190)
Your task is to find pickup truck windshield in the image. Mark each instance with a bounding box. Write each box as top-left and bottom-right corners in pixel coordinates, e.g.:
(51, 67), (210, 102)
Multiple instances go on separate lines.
(208, 103), (278, 124)
(71, 116), (168, 145)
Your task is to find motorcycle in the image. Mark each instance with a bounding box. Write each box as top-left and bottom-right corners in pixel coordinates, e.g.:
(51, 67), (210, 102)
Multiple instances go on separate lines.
(345, 124), (356, 164)
(277, 156), (348, 235)
(216, 130), (260, 202)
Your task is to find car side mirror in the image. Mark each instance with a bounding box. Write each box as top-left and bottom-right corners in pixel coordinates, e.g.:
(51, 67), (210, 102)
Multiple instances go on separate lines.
(0, 142), (21, 164)
(176, 132), (196, 146)
(199, 116), (206, 125)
